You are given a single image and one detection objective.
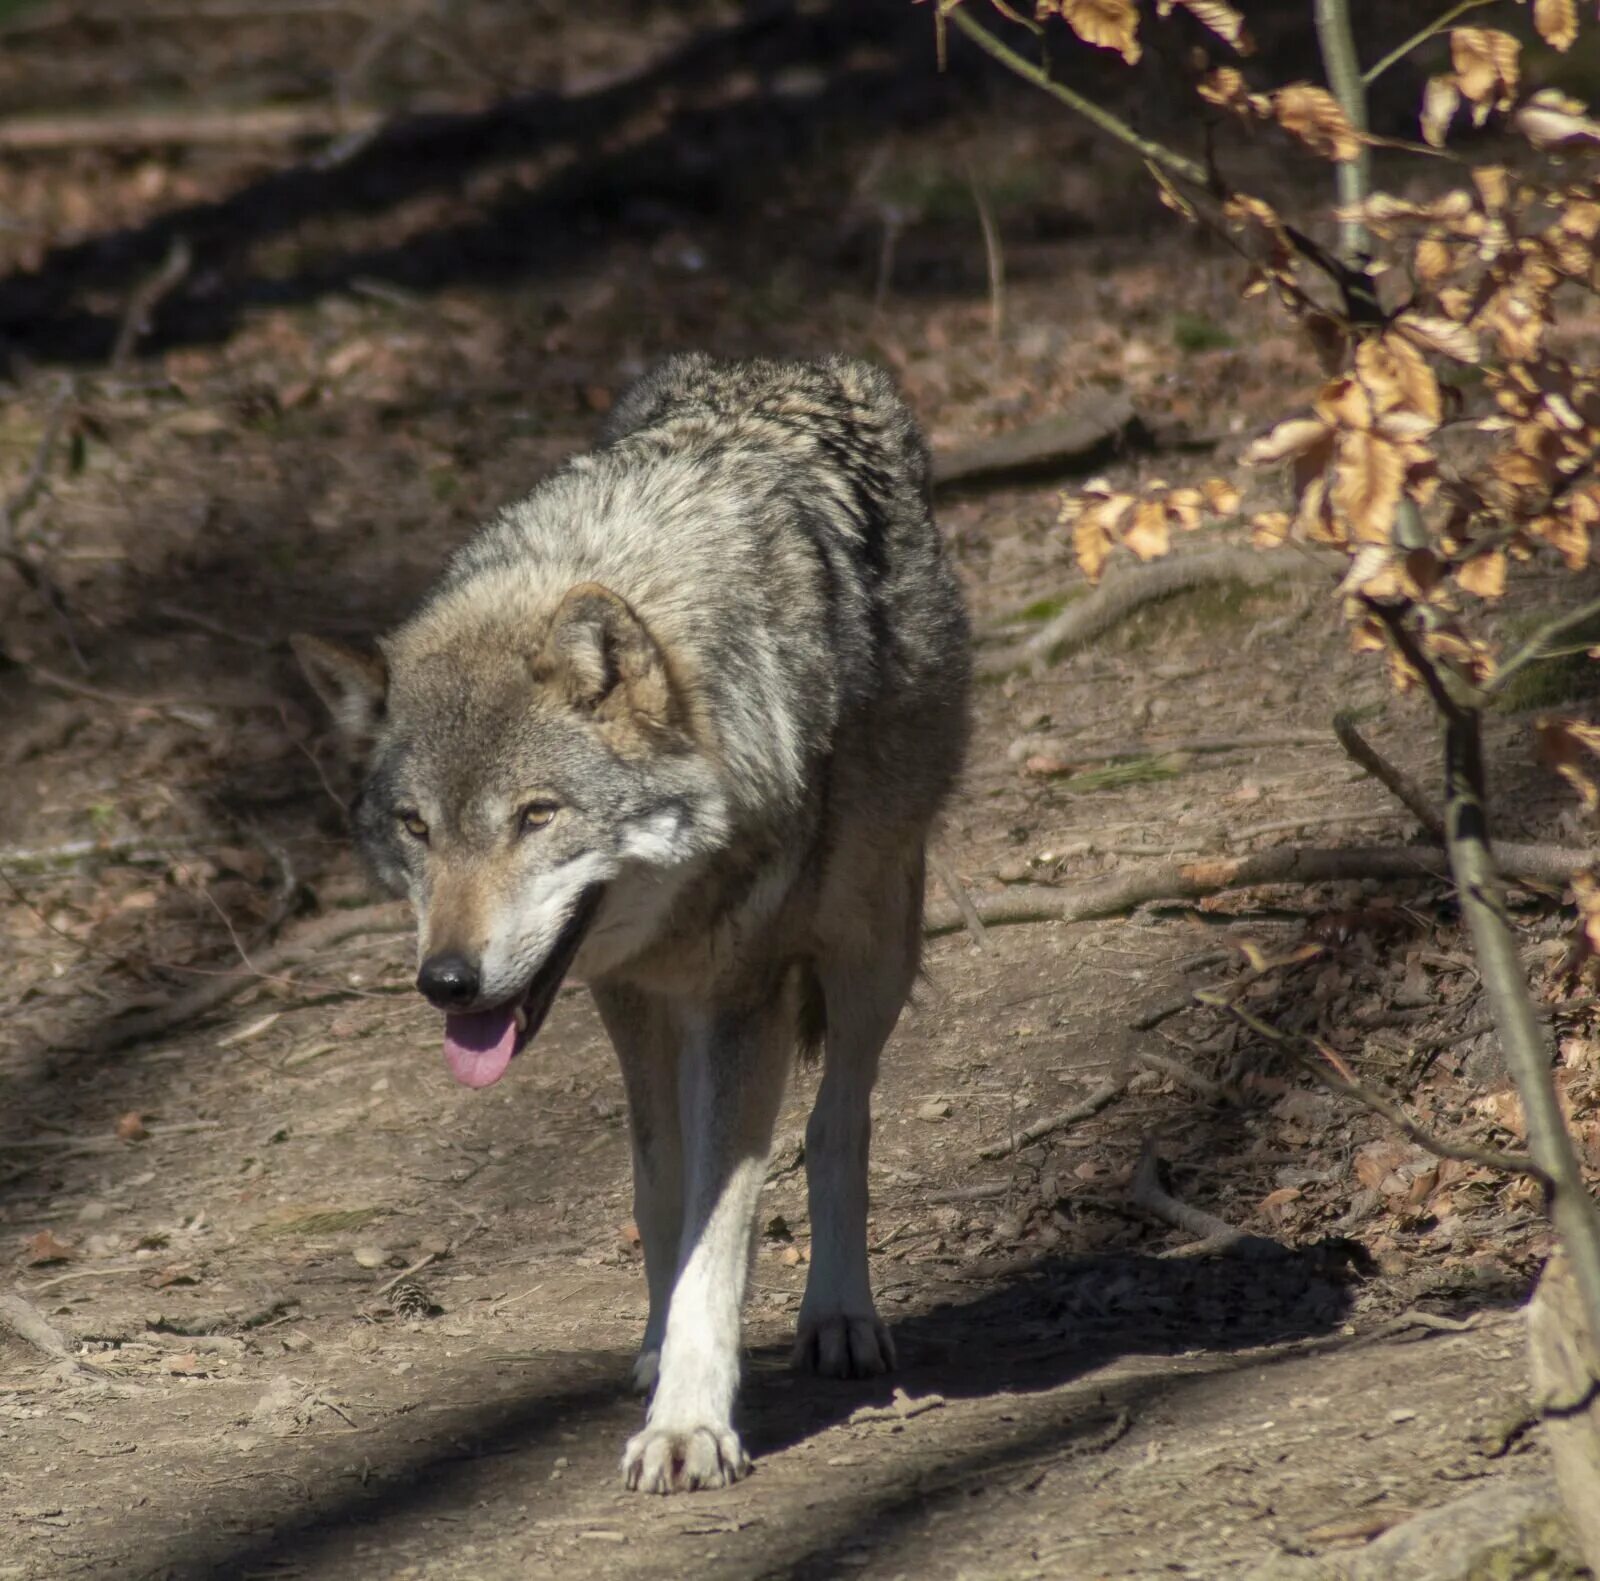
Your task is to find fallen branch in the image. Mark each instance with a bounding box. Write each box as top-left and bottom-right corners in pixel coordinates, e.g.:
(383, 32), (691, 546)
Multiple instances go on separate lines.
(923, 840), (1587, 938)
(932, 393), (1138, 493)
(1333, 712), (1444, 841)
(1130, 1145), (1287, 1260)
(96, 901), (410, 1050)
(977, 1073), (1129, 1160)
(983, 549), (1337, 677)
(0, 102), (385, 151)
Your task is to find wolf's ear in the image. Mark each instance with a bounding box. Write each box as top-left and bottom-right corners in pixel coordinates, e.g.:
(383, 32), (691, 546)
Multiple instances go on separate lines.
(536, 582), (675, 726)
(290, 634), (388, 753)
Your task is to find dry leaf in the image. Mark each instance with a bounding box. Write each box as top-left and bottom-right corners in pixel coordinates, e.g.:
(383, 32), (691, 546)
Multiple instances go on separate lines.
(1157, 0), (1253, 53)
(1456, 550), (1507, 599)
(21, 1230), (74, 1265)
(1532, 0), (1578, 53)
(1516, 88), (1600, 148)
(1421, 75), (1461, 148)
(1538, 716), (1600, 813)
(1050, 0), (1141, 63)
(1272, 83), (1361, 162)
(1333, 430), (1405, 544)
(1450, 28), (1520, 122)
(1394, 312), (1480, 364)
(1241, 414), (1330, 467)
(1124, 498), (1171, 561)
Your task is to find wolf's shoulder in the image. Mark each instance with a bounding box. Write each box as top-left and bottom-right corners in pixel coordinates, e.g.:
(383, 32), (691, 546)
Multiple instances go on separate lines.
(598, 353), (921, 460)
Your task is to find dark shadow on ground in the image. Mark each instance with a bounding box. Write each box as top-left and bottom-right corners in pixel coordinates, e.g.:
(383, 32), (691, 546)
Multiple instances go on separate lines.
(0, 1), (974, 372)
(129, 1240), (1361, 1580)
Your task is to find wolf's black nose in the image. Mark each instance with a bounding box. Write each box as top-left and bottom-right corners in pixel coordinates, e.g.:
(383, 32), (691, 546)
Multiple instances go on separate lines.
(417, 953), (480, 1008)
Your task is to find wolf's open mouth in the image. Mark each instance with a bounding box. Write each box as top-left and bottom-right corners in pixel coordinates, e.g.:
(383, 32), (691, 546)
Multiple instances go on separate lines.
(440, 886), (603, 1089)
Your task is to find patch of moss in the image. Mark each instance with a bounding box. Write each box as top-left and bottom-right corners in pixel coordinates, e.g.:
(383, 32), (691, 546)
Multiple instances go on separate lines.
(1172, 312), (1236, 353)
(1016, 587), (1090, 623)
(1112, 578), (1273, 651)
(1056, 752), (1188, 793)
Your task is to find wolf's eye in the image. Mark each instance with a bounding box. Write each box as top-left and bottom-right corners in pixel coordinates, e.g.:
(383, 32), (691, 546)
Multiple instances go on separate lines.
(398, 810), (430, 842)
(518, 799), (560, 834)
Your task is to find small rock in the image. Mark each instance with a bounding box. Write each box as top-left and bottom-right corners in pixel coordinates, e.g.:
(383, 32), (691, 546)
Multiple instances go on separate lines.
(995, 860), (1031, 885)
(916, 1099), (953, 1122)
(1388, 1407), (1417, 1424)
(352, 1245), (389, 1269)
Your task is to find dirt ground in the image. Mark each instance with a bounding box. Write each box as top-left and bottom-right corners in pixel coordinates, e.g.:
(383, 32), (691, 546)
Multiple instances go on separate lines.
(1, 4), (1598, 1578)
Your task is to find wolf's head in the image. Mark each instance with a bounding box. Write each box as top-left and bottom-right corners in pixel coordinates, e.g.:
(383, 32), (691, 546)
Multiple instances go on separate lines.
(293, 581), (726, 1089)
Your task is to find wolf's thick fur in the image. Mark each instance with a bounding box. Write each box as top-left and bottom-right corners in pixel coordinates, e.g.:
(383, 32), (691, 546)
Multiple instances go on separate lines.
(295, 353), (970, 1493)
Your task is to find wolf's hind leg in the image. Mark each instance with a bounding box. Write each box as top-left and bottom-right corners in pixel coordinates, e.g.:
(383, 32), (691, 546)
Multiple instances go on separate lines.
(594, 984), (683, 1396)
(621, 994), (792, 1494)
(795, 849), (922, 1379)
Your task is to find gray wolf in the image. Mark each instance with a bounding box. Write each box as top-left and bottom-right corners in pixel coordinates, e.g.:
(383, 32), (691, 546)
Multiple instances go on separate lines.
(293, 352), (970, 1493)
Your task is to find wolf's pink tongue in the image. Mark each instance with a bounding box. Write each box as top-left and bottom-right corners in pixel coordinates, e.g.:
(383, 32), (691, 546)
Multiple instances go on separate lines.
(442, 1008), (517, 1089)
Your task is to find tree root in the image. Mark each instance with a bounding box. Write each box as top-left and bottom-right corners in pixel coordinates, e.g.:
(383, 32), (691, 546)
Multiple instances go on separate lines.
(923, 841), (1586, 938)
(981, 548), (1338, 678)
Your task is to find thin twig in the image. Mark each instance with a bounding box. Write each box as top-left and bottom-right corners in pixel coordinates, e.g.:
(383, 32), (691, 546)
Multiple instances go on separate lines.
(928, 849), (987, 949)
(1362, 0), (1499, 86)
(110, 235), (192, 371)
(96, 901), (410, 1050)
(373, 1250), (439, 1298)
(946, 7), (1207, 186)
(977, 1073), (1129, 1160)
(1489, 593), (1600, 700)
(965, 154), (1005, 343)
(1333, 712), (1445, 841)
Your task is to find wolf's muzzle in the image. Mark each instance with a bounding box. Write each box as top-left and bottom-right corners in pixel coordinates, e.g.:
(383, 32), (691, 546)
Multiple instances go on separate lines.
(417, 952), (481, 1008)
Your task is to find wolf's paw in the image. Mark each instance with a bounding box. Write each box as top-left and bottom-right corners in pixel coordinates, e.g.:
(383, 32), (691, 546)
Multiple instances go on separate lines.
(792, 1312), (896, 1379)
(630, 1348), (660, 1396)
(621, 1423), (749, 1494)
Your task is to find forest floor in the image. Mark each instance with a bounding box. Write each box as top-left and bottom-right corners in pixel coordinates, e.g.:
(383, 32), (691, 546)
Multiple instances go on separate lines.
(0, 4), (1596, 1578)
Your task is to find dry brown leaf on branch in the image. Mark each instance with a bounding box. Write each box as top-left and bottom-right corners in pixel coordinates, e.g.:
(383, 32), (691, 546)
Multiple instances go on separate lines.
(1156, 0), (1253, 54)
(1516, 89), (1600, 149)
(1529, 0), (1579, 53)
(1414, 235), (1456, 286)
(1538, 717), (1600, 813)
(1241, 414), (1332, 468)
(1332, 430), (1407, 544)
(1456, 549), (1508, 599)
(1044, 0), (1141, 63)
(1422, 76), (1461, 149)
(1451, 28), (1520, 124)
(1060, 481), (1134, 583)
(1394, 312), (1481, 364)
(1124, 497), (1171, 561)
(1271, 84), (1361, 162)
(1357, 334), (1441, 428)
(1198, 67), (1266, 117)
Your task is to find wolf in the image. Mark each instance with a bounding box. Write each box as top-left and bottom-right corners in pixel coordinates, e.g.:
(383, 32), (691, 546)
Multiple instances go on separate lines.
(293, 352), (970, 1494)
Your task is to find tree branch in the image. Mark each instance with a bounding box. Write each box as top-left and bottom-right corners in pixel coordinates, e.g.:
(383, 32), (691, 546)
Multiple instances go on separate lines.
(1489, 594), (1600, 700)
(1362, 0), (1500, 87)
(1444, 706), (1600, 1357)
(946, 6), (1208, 187)
(1333, 712), (1445, 841)
(1314, 0), (1373, 263)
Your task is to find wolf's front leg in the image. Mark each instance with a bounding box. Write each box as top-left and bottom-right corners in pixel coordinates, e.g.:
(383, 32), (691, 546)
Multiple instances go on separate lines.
(593, 984), (683, 1396)
(621, 999), (791, 1494)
